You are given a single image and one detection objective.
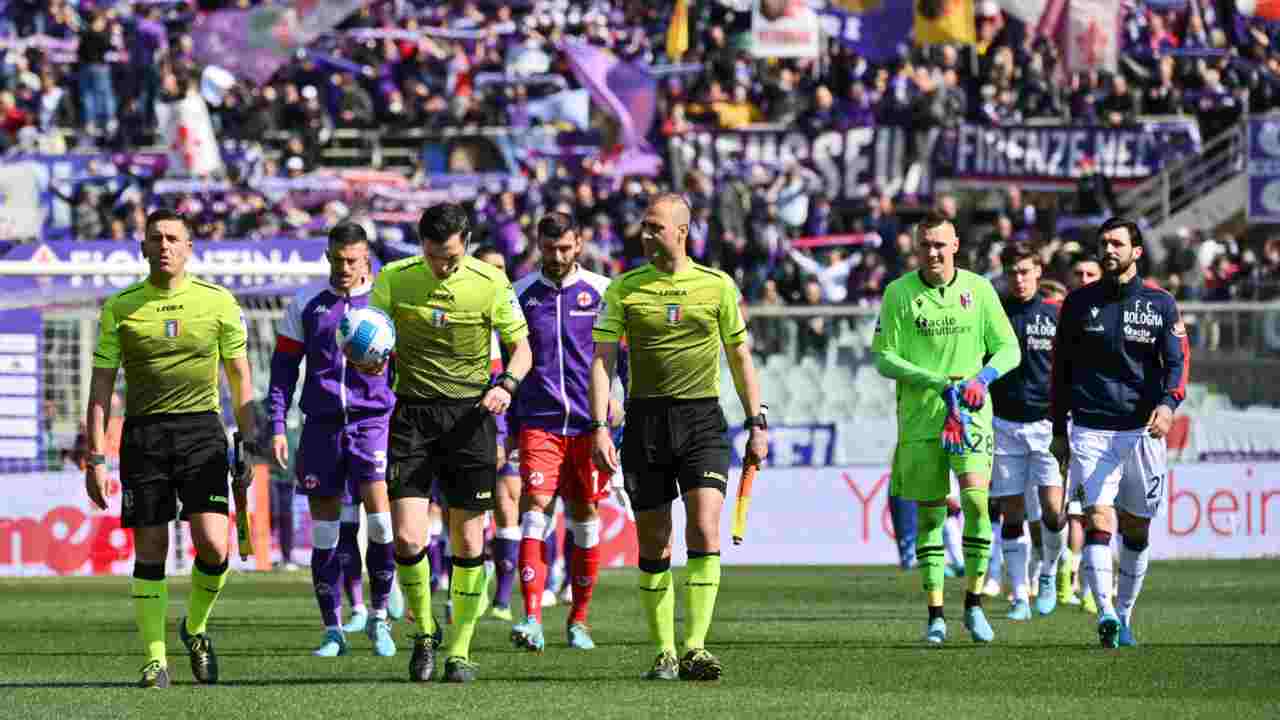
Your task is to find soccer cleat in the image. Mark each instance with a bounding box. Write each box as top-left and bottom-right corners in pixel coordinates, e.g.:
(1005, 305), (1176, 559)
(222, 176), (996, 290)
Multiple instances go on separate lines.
(678, 648), (723, 681)
(924, 618), (947, 645)
(442, 656), (478, 683)
(964, 607), (995, 643)
(388, 583), (406, 621)
(1118, 621), (1138, 647)
(1035, 575), (1058, 616)
(408, 633), (436, 682)
(1081, 592), (1098, 615)
(342, 610), (369, 634)
(566, 622), (595, 650)
(178, 617), (219, 684)
(1007, 599), (1032, 621)
(488, 604), (513, 622)
(137, 660), (170, 689)
(366, 617), (396, 657)
(313, 629), (349, 657)
(510, 616), (545, 652)
(643, 651), (679, 680)
(1098, 612), (1121, 648)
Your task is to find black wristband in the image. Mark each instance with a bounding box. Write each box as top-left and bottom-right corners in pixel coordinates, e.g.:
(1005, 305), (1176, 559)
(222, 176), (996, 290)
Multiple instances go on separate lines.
(743, 414), (768, 430)
(493, 372), (519, 393)
(588, 420), (609, 431)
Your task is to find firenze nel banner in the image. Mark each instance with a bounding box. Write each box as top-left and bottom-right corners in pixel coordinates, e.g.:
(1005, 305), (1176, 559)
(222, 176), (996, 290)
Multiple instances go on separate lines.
(943, 122), (1202, 183)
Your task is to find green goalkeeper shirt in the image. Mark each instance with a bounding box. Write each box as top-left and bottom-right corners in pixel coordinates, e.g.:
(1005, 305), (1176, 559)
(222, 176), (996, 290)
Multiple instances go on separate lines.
(871, 269), (1020, 443)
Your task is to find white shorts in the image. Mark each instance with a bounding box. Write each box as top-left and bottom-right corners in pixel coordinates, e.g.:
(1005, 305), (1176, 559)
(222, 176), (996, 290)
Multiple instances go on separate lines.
(992, 418), (1062, 504)
(1068, 425), (1168, 519)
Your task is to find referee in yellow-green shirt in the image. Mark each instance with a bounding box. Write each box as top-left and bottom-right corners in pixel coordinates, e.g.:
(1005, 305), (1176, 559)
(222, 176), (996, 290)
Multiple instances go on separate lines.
(84, 209), (258, 689)
(363, 203), (531, 683)
(588, 194), (769, 681)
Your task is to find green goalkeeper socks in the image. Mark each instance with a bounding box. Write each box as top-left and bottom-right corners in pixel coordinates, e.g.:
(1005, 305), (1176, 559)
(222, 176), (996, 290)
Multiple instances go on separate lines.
(396, 549), (435, 636)
(443, 560), (486, 660)
(960, 487), (993, 594)
(915, 505), (947, 602)
(683, 553), (721, 651)
(131, 565), (168, 667)
(638, 558), (677, 656)
(185, 557), (228, 636)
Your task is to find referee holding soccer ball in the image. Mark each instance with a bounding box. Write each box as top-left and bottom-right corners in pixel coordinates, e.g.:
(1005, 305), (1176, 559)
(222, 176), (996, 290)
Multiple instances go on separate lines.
(363, 203), (531, 683)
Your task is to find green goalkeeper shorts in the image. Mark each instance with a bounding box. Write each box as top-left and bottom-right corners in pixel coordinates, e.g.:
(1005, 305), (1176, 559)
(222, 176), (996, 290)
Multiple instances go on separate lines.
(891, 433), (993, 502)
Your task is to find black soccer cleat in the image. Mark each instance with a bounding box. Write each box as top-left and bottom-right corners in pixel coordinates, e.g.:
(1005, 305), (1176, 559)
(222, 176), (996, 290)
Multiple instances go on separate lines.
(678, 648), (723, 681)
(442, 656), (478, 683)
(137, 660), (170, 689)
(178, 617), (219, 684)
(643, 651), (679, 681)
(409, 633), (436, 682)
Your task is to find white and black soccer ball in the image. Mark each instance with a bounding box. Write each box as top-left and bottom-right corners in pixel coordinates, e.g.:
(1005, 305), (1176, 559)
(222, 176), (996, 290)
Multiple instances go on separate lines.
(336, 306), (396, 366)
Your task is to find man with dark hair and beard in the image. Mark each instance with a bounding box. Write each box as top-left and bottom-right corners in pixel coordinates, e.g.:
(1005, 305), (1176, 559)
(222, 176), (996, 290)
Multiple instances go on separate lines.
(1050, 217), (1190, 649)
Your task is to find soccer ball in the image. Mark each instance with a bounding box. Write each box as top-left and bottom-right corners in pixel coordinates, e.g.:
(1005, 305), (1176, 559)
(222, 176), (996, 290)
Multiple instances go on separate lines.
(336, 306), (396, 366)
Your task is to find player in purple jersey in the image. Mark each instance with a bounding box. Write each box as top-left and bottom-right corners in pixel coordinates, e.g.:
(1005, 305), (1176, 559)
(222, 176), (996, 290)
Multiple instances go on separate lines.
(267, 222), (402, 658)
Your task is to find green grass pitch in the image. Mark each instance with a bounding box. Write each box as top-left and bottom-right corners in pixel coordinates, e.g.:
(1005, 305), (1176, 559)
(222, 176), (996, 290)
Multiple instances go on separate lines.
(3, 561), (1278, 719)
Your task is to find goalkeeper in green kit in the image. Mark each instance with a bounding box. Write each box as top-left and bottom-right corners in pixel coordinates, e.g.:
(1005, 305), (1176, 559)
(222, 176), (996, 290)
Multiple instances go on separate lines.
(873, 213), (1020, 644)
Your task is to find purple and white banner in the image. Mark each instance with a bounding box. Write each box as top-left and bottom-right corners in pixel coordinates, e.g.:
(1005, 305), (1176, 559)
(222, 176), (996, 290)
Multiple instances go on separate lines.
(815, 1), (912, 63)
(561, 41), (661, 176)
(0, 239), (330, 302)
(0, 309), (42, 472)
(191, 0), (365, 85)
(1248, 116), (1280, 224)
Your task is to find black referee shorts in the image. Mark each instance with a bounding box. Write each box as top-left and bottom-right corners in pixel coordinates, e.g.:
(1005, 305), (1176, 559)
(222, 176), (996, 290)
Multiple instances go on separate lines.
(622, 397), (730, 512)
(387, 396), (497, 512)
(119, 411), (230, 529)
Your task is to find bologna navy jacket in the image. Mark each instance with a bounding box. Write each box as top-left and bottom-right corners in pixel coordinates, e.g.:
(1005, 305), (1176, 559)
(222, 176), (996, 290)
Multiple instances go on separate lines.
(991, 294), (1060, 423)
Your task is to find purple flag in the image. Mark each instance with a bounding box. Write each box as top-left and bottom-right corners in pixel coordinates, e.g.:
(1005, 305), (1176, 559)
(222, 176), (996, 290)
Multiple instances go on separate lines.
(191, 1), (365, 85)
(561, 41), (661, 175)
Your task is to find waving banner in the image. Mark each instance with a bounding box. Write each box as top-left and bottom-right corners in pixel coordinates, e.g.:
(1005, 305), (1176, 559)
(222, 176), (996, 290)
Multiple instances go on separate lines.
(191, 0), (365, 85)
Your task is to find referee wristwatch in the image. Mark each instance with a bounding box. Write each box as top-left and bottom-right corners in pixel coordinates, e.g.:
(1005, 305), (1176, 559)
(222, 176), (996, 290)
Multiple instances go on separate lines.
(743, 414), (768, 431)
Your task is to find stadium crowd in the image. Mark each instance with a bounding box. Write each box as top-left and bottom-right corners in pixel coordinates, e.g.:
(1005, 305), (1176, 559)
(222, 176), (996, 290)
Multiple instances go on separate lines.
(3, 0), (1280, 309)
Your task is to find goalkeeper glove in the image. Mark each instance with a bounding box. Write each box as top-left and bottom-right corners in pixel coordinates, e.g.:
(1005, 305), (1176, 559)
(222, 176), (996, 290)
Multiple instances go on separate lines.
(956, 366), (999, 411)
(940, 384), (972, 455)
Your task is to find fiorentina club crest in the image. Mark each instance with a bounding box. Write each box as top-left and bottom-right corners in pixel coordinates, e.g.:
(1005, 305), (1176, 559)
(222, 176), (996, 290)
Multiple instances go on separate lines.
(431, 308), (448, 328)
(959, 291), (972, 309)
(577, 291), (592, 308)
(164, 319), (181, 338)
(665, 304), (683, 325)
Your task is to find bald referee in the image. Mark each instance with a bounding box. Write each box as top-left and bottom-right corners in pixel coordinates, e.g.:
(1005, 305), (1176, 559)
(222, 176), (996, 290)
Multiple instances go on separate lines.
(85, 209), (257, 689)
(366, 203), (531, 683)
(589, 193), (769, 682)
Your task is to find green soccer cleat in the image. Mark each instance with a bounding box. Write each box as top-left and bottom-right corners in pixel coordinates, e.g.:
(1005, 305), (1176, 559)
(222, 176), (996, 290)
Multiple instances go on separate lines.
(313, 629), (349, 657)
(924, 618), (947, 645)
(678, 648), (723, 681)
(511, 616), (545, 652)
(442, 656), (478, 683)
(643, 651), (679, 681)
(1098, 612), (1121, 648)
(342, 610), (368, 634)
(1118, 621), (1138, 647)
(366, 617), (396, 657)
(178, 616), (219, 684)
(1007, 599), (1032, 621)
(964, 607), (995, 643)
(1034, 575), (1058, 616)
(566, 622), (595, 650)
(408, 633), (436, 682)
(137, 660), (170, 689)
(488, 604), (513, 622)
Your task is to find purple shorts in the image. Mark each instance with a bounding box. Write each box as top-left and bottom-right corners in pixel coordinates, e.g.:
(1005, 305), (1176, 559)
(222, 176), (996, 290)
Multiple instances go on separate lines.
(295, 414), (391, 502)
